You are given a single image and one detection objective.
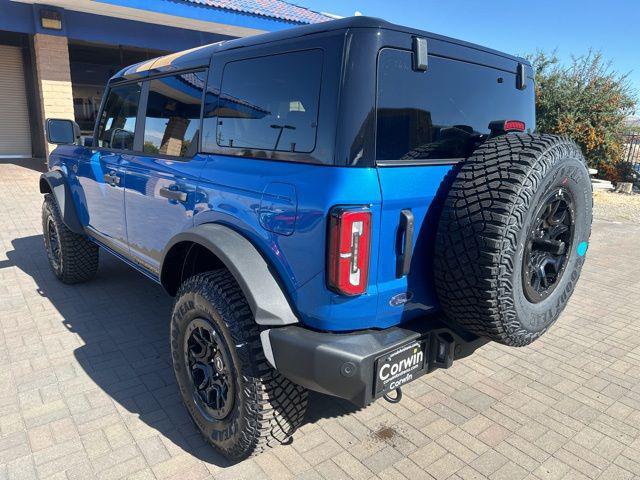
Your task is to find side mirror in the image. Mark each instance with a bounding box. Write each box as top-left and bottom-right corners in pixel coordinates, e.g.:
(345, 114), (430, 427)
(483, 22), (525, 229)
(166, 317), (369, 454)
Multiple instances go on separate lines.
(83, 137), (94, 147)
(110, 128), (134, 150)
(46, 118), (81, 145)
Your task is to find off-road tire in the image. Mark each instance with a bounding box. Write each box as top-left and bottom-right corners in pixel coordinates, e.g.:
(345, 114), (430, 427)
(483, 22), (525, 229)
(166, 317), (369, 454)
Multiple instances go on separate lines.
(434, 134), (592, 346)
(42, 194), (99, 284)
(171, 270), (308, 460)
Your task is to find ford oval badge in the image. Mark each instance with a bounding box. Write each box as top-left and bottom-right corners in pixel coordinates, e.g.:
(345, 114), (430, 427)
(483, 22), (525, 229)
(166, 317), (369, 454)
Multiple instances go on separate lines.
(389, 291), (413, 307)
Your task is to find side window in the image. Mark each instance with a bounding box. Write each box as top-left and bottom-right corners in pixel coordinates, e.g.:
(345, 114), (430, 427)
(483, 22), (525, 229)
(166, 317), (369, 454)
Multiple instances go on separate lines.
(376, 49), (535, 162)
(143, 71), (205, 157)
(207, 49), (322, 154)
(97, 83), (141, 150)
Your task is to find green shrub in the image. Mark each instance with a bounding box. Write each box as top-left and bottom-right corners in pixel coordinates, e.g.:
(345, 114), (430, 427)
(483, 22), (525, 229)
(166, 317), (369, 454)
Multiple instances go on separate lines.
(528, 51), (637, 174)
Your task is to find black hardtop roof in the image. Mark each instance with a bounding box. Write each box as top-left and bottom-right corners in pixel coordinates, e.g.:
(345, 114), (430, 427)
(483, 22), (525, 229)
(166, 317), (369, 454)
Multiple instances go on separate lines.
(113, 16), (528, 81)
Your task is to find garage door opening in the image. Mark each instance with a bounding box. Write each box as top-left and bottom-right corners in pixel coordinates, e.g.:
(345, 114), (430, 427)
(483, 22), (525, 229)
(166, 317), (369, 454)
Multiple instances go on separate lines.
(0, 43), (32, 158)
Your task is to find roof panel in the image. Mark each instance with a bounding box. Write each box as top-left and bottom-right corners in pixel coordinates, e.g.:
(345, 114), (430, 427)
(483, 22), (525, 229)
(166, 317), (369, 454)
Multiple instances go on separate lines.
(112, 16), (530, 82)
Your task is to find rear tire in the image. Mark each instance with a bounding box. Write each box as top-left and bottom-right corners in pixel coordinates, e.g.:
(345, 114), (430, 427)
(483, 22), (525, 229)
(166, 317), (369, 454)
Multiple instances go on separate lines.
(434, 134), (592, 346)
(42, 194), (99, 284)
(170, 270), (308, 460)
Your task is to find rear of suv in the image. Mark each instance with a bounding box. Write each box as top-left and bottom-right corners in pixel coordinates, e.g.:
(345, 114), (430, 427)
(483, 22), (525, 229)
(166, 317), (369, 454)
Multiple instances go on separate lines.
(40, 16), (593, 460)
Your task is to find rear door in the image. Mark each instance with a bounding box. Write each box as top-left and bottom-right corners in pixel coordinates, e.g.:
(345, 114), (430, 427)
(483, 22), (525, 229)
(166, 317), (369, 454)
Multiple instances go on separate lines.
(123, 70), (207, 275)
(375, 47), (535, 324)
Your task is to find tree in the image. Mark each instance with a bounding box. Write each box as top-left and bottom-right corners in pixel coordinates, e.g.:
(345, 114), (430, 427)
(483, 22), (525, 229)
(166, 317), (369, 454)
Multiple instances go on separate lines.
(528, 51), (637, 174)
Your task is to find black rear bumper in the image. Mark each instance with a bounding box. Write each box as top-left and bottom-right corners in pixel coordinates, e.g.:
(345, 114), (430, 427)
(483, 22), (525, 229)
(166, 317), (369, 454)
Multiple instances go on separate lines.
(262, 317), (488, 407)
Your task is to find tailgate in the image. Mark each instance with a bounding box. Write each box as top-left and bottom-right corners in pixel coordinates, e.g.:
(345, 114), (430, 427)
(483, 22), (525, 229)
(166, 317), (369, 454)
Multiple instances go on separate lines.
(373, 46), (534, 326)
(375, 165), (453, 323)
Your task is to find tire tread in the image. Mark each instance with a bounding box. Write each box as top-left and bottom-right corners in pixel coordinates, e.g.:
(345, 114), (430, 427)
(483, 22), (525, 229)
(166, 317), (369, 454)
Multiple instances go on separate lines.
(434, 133), (591, 346)
(173, 270), (308, 459)
(42, 194), (98, 284)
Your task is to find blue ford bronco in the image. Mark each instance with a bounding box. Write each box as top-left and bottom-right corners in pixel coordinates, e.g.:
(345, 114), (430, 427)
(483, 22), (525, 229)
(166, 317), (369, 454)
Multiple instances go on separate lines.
(41, 17), (592, 459)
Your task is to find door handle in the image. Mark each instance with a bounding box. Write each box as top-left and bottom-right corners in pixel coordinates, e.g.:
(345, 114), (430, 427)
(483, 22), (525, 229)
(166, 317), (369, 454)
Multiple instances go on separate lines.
(396, 209), (414, 278)
(103, 172), (120, 186)
(159, 187), (187, 202)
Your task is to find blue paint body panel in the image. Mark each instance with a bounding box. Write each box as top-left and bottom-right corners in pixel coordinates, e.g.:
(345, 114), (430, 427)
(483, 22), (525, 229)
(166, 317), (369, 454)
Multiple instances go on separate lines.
(49, 145), (451, 332)
(122, 154), (207, 274)
(375, 165), (454, 324)
(194, 155), (384, 331)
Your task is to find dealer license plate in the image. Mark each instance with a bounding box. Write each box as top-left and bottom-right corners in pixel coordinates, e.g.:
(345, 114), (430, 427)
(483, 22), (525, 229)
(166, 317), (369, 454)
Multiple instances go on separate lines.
(374, 340), (428, 396)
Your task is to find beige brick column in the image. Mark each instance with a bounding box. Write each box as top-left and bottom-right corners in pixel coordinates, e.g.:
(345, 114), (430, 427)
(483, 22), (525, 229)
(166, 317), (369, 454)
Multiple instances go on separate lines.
(159, 117), (190, 156)
(33, 33), (75, 157)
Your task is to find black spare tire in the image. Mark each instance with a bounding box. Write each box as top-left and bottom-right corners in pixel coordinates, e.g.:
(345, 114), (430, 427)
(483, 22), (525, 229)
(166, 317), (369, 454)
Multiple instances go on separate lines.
(434, 134), (592, 346)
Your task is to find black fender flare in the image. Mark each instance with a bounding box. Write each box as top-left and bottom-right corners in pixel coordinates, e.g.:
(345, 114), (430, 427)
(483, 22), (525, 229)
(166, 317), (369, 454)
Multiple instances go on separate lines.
(161, 224), (299, 326)
(39, 171), (84, 234)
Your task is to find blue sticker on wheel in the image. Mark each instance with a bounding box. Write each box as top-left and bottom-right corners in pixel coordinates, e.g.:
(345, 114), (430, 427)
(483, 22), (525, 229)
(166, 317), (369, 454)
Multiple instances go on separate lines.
(577, 241), (588, 257)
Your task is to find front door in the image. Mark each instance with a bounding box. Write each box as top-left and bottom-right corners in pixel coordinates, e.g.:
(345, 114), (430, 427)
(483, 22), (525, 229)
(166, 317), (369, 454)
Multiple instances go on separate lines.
(78, 82), (142, 254)
(124, 71), (207, 275)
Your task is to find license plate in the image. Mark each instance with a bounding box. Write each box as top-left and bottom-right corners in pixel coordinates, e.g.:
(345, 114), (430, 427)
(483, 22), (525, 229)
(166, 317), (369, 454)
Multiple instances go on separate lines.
(374, 340), (428, 396)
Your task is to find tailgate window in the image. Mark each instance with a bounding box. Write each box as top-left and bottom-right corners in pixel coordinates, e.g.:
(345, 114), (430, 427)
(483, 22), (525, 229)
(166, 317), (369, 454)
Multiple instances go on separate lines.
(376, 48), (534, 163)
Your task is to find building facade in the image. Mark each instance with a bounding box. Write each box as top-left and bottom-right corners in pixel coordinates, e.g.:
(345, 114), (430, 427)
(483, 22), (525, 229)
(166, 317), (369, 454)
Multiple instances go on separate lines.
(0, 0), (331, 158)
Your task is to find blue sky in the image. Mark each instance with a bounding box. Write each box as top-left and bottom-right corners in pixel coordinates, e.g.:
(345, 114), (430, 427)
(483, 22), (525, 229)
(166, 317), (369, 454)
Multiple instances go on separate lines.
(295, 0), (639, 106)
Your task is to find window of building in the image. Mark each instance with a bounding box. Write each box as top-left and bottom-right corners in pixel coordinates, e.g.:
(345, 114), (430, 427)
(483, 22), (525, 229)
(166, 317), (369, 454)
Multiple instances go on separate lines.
(142, 71), (205, 157)
(96, 83), (141, 150)
(208, 49), (323, 154)
(375, 48), (535, 162)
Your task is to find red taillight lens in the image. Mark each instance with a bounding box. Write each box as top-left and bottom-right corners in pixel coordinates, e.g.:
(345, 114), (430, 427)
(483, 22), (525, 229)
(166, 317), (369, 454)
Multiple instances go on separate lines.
(489, 120), (526, 135)
(327, 208), (371, 296)
(503, 120), (526, 132)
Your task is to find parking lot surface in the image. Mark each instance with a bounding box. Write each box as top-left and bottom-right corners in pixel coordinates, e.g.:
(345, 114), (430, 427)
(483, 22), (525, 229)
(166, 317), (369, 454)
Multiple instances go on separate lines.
(1, 159), (640, 480)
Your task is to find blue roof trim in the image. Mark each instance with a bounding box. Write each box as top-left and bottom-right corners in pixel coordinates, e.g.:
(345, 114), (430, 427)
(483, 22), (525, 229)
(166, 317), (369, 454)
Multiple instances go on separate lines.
(0, 2), (233, 51)
(66, 9), (231, 52)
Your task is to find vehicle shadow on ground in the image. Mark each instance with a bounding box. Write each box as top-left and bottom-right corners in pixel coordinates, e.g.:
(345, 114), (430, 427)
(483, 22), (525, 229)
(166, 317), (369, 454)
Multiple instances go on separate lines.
(3, 235), (359, 467)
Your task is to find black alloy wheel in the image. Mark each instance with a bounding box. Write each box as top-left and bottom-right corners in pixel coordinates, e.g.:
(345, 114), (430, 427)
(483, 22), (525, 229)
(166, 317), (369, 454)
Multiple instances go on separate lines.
(46, 218), (61, 269)
(522, 188), (575, 303)
(184, 318), (235, 420)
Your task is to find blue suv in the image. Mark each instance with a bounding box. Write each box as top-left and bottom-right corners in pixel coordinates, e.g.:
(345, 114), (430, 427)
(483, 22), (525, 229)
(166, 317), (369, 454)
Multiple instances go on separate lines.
(40, 17), (592, 460)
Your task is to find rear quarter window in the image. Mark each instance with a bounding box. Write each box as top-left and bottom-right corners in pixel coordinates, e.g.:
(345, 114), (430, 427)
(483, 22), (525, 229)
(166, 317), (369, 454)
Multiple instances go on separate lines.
(376, 48), (535, 163)
(203, 49), (323, 155)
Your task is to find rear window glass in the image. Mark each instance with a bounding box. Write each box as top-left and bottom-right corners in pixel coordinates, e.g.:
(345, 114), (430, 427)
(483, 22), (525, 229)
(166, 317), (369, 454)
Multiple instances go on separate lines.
(143, 71), (205, 157)
(211, 50), (323, 154)
(97, 83), (141, 150)
(376, 48), (534, 162)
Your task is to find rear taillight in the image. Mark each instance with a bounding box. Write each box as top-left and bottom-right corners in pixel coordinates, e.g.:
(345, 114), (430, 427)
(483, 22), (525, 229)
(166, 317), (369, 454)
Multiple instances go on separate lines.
(327, 207), (371, 296)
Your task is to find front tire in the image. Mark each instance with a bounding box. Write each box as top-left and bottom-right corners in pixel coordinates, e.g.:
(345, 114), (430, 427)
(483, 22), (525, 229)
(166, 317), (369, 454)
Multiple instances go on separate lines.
(170, 270), (308, 460)
(42, 194), (99, 284)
